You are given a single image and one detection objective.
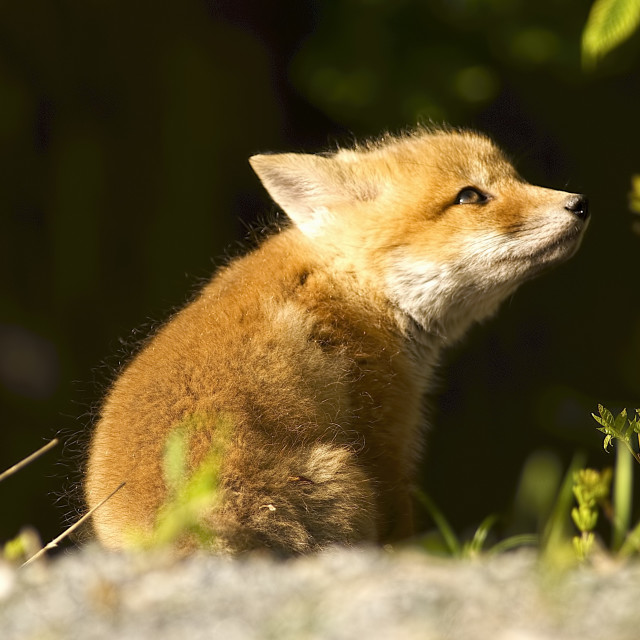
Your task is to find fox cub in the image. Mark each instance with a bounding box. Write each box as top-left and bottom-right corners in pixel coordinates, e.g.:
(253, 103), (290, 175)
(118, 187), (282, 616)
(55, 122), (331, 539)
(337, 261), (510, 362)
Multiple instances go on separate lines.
(85, 127), (589, 553)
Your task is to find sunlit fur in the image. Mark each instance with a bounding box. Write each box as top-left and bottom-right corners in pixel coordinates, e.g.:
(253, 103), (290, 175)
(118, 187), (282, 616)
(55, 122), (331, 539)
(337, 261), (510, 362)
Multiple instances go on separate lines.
(85, 127), (588, 553)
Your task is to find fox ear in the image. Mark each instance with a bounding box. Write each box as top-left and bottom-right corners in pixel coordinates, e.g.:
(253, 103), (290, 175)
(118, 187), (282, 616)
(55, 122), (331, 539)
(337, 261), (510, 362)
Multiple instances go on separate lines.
(249, 153), (349, 235)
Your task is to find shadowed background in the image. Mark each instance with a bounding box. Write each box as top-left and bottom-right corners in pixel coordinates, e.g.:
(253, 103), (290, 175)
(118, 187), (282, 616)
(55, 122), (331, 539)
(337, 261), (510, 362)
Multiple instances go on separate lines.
(1, 0), (639, 546)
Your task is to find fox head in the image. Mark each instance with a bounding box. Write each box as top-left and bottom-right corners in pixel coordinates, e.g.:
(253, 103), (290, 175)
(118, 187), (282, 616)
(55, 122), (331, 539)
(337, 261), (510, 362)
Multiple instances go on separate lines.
(250, 127), (589, 343)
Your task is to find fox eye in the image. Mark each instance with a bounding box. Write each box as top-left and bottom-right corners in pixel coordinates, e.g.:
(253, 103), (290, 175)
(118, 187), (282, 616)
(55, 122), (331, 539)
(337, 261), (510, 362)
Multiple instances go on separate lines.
(454, 187), (487, 205)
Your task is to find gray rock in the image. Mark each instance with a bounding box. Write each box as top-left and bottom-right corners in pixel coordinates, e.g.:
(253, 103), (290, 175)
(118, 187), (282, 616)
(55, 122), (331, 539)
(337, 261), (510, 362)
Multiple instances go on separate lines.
(1, 546), (639, 639)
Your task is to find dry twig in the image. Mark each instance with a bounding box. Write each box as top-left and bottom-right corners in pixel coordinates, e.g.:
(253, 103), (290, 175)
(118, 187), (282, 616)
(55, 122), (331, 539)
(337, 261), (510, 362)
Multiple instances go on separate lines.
(0, 439), (59, 483)
(22, 482), (126, 567)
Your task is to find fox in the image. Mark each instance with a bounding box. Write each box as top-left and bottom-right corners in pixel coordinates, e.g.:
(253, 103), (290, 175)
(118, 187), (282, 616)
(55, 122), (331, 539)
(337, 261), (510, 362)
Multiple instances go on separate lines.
(84, 126), (589, 554)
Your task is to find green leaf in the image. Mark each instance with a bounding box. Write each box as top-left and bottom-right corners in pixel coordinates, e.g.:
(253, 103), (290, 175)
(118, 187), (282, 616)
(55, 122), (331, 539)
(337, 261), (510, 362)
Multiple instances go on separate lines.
(582, 0), (640, 68)
(573, 504), (598, 531)
(593, 417), (607, 430)
(595, 424), (616, 437)
(571, 506), (582, 530)
(593, 417), (608, 429)
(624, 418), (634, 435)
(614, 408), (628, 433)
(593, 406), (625, 450)
(599, 404), (615, 427)
(631, 412), (640, 435)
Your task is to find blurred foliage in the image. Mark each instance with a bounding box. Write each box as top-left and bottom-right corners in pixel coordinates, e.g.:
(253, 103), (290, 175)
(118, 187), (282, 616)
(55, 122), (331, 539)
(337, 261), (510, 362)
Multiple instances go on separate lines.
(571, 466), (611, 559)
(632, 175), (640, 235)
(133, 412), (233, 549)
(565, 406), (640, 560)
(632, 175), (640, 213)
(582, 0), (640, 68)
(2, 527), (41, 566)
(0, 0), (639, 546)
(291, 0), (603, 130)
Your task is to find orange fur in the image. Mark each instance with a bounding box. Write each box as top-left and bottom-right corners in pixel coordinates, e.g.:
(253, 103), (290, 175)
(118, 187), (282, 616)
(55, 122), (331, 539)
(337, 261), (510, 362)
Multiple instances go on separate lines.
(85, 127), (589, 553)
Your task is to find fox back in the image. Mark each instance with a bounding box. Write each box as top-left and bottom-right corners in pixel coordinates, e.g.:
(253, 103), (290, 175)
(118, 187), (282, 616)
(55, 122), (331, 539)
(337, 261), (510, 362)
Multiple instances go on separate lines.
(85, 127), (589, 553)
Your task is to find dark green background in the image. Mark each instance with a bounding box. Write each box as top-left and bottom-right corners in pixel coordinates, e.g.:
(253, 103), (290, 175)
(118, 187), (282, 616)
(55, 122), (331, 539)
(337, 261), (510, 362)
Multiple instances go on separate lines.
(1, 0), (639, 546)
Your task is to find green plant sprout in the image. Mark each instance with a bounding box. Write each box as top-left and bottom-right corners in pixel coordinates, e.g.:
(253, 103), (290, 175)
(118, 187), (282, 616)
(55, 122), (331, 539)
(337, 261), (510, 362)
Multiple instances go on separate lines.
(593, 406), (639, 550)
(415, 404), (640, 565)
(592, 405), (640, 464)
(562, 405), (640, 560)
(591, 405), (640, 556)
(571, 468), (612, 560)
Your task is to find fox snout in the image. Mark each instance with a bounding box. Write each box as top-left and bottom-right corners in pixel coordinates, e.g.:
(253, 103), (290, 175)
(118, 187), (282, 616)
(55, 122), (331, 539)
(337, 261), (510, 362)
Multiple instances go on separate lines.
(564, 193), (589, 221)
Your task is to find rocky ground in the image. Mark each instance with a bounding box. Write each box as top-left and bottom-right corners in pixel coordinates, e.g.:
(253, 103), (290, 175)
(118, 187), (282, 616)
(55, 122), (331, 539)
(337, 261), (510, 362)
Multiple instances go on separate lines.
(1, 545), (639, 639)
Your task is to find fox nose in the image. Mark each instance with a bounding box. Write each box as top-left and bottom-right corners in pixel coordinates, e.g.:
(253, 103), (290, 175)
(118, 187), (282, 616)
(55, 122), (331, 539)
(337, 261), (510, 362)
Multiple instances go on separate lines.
(564, 194), (589, 220)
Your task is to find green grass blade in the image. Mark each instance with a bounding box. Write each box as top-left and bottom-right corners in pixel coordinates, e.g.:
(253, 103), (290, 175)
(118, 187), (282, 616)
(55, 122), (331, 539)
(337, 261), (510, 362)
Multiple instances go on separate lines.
(414, 488), (461, 557)
(488, 534), (539, 555)
(542, 452), (587, 554)
(464, 514), (498, 557)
